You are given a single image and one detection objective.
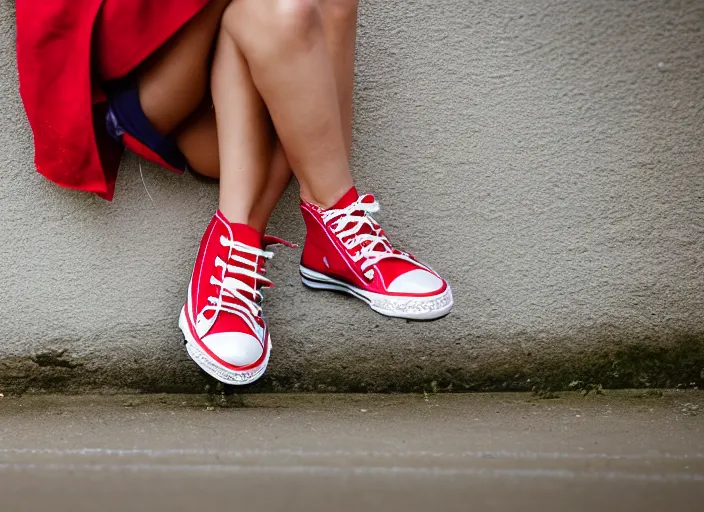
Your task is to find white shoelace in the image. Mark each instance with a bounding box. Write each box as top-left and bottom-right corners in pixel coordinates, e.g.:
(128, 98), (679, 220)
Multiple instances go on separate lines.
(322, 195), (417, 276)
(199, 236), (273, 333)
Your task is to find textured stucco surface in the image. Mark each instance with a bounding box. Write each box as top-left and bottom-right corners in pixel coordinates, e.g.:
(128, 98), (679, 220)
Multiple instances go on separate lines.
(1, 0), (703, 393)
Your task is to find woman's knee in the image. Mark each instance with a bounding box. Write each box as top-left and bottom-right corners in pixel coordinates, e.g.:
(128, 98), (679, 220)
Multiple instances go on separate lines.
(275, 0), (320, 29)
(319, 0), (358, 26)
(222, 0), (322, 45)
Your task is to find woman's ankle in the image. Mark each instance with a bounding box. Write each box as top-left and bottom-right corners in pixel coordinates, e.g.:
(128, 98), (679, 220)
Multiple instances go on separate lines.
(218, 205), (258, 229)
(300, 182), (355, 209)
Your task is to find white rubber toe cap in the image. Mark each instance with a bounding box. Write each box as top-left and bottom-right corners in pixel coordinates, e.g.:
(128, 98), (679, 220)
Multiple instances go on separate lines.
(387, 269), (444, 294)
(201, 332), (264, 367)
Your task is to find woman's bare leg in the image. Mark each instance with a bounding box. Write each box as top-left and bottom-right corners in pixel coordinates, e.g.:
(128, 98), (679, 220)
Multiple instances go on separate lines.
(174, 104), (220, 179)
(246, 0), (359, 229)
(219, 0), (354, 209)
(184, 0), (359, 230)
(244, 143), (291, 231)
(211, 27), (274, 226)
(319, 0), (358, 157)
(136, 0), (230, 135)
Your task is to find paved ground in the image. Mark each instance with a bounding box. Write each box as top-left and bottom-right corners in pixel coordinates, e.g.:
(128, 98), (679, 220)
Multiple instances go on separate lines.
(0, 391), (702, 511)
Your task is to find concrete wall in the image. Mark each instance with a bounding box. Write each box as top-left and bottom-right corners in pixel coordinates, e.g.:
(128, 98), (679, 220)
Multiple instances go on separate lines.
(1, 0), (703, 393)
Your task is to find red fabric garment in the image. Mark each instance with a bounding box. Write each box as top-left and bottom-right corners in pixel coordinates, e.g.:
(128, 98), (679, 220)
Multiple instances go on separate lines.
(15, 0), (209, 200)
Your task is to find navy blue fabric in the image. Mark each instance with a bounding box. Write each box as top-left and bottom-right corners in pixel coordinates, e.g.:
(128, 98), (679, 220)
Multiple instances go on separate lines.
(105, 85), (188, 170)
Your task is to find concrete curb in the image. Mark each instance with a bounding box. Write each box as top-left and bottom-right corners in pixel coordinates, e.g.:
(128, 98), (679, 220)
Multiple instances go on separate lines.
(1, 327), (702, 394)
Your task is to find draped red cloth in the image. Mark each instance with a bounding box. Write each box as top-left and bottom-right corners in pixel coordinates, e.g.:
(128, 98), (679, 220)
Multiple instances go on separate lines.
(15, 0), (209, 199)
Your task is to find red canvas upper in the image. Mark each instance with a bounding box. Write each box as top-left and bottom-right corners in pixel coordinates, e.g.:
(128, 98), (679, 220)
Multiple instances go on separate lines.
(300, 188), (448, 297)
(15, 0), (208, 200)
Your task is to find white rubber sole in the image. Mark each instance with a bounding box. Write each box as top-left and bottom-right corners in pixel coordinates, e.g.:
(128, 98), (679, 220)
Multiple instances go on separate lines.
(178, 307), (270, 386)
(300, 266), (453, 320)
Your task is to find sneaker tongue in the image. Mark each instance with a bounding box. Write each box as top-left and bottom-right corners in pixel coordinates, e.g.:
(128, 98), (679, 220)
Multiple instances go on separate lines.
(328, 186), (381, 252)
(229, 222), (263, 250)
(330, 186), (360, 210)
(221, 217), (265, 303)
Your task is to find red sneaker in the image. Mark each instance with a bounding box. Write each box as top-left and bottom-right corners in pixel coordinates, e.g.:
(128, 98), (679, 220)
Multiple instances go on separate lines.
(180, 211), (275, 385)
(300, 188), (453, 320)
